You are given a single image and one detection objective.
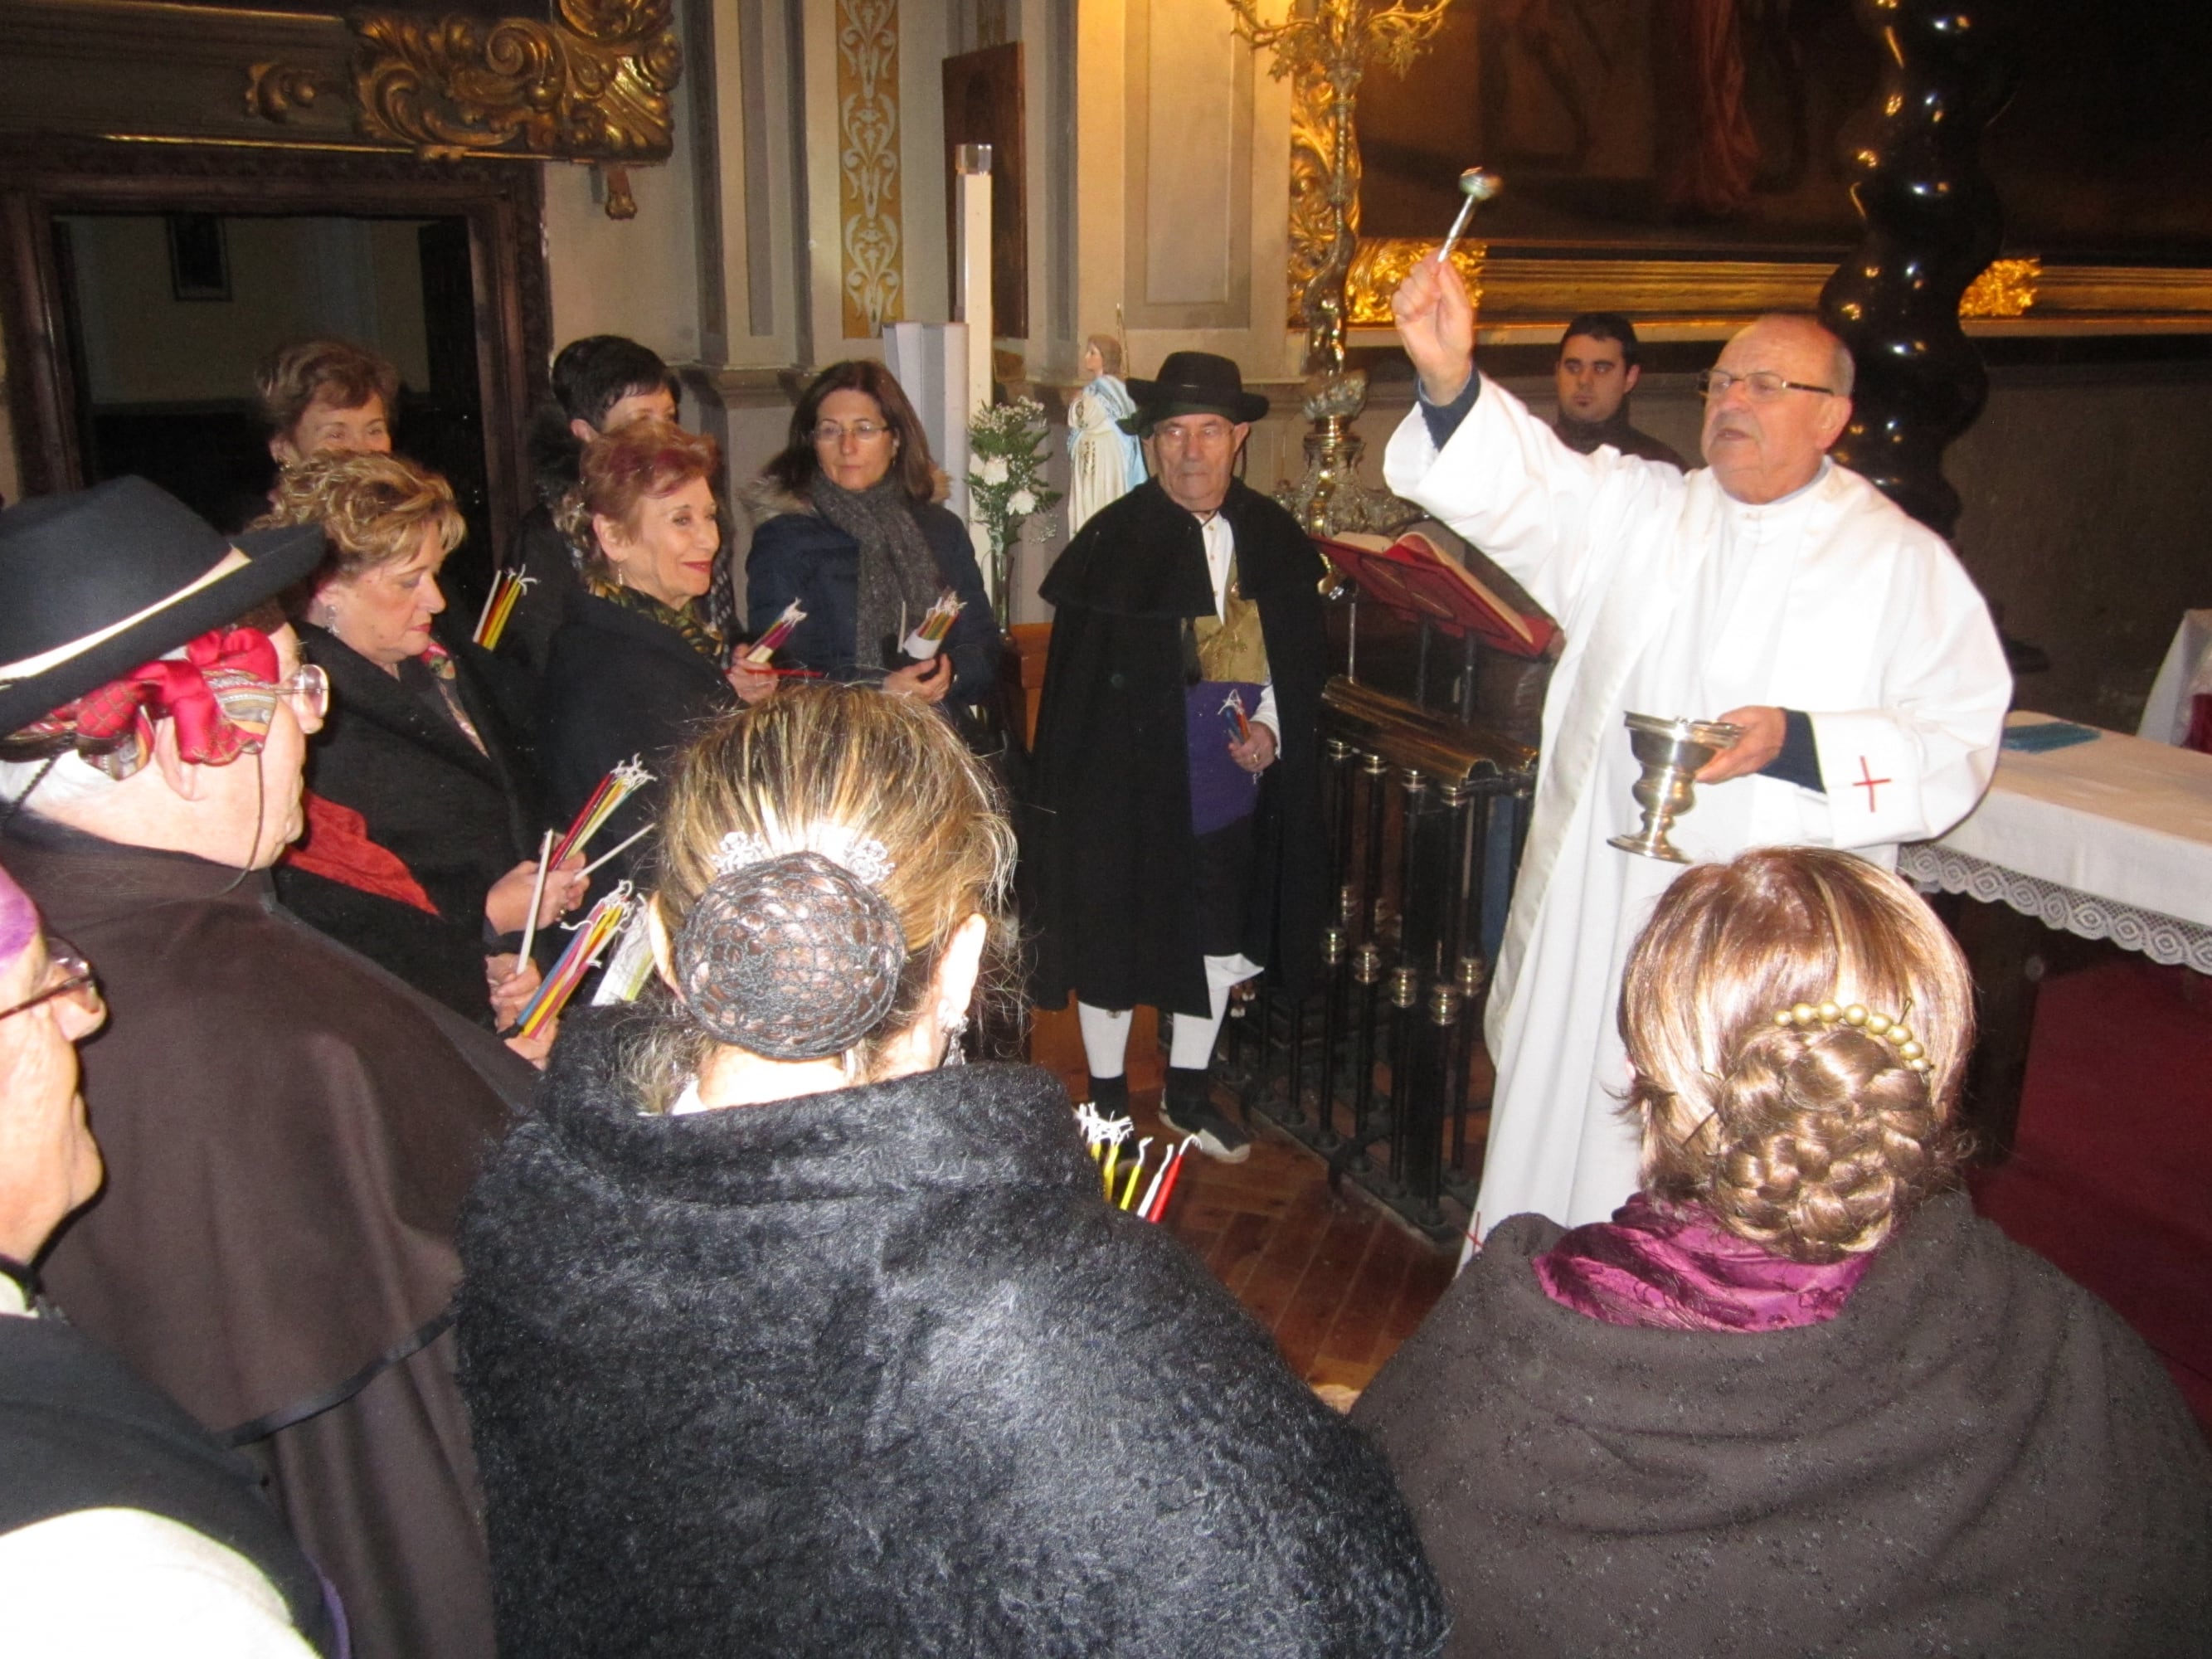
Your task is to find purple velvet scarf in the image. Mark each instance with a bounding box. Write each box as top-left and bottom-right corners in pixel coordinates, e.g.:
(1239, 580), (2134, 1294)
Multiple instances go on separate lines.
(1534, 1192), (1875, 1332)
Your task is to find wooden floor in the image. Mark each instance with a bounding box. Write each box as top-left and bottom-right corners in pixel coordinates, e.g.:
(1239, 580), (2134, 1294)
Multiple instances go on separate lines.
(1030, 1002), (1461, 1400)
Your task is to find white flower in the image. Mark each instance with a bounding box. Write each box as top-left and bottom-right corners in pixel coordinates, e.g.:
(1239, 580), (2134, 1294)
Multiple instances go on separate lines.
(978, 456), (1010, 486)
(1009, 488), (1037, 516)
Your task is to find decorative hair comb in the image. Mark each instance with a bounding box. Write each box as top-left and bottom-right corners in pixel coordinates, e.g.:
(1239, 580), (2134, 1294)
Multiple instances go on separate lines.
(1771, 999), (1932, 1074)
(713, 826), (893, 888)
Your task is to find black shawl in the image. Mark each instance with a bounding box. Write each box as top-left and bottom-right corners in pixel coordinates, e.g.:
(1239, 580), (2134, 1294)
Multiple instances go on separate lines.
(537, 590), (737, 893)
(458, 1015), (1447, 1657)
(1025, 477), (1329, 1015)
(1353, 1193), (2212, 1657)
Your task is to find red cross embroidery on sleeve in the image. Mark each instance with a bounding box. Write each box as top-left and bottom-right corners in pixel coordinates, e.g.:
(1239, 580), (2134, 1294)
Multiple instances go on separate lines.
(1853, 756), (1893, 812)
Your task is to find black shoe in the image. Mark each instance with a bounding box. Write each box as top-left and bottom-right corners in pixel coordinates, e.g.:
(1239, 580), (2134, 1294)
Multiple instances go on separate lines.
(1087, 1073), (1130, 1117)
(1159, 1068), (1251, 1164)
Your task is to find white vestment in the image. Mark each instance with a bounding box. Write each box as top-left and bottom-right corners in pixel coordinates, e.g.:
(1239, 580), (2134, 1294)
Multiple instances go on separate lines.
(1384, 376), (2010, 1238)
(1066, 375), (1144, 535)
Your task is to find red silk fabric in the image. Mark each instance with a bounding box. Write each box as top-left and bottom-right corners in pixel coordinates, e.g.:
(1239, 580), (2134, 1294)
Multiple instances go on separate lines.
(285, 791), (440, 917)
(70, 627), (280, 766)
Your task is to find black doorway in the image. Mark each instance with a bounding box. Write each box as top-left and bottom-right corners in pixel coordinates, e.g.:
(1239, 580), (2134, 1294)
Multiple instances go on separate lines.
(51, 209), (496, 603)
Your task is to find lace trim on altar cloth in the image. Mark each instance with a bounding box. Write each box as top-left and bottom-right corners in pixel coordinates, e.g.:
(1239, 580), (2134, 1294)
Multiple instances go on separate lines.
(1899, 844), (2212, 975)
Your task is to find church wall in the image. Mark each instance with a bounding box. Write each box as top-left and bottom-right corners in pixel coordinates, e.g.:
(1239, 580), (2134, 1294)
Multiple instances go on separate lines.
(527, 0), (2212, 717)
(1949, 362), (2212, 731)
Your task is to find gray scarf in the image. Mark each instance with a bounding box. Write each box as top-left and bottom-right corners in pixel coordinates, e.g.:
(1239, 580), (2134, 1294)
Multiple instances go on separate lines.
(809, 473), (942, 672)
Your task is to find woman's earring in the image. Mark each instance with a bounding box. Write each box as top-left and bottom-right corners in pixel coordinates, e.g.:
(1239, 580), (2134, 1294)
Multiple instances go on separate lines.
(940, 1010), (970, 1068)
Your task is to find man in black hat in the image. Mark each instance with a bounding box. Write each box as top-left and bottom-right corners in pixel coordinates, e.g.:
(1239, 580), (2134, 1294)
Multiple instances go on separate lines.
(1027, 353), (1329, 1160)
(0, 477), (533, 1659)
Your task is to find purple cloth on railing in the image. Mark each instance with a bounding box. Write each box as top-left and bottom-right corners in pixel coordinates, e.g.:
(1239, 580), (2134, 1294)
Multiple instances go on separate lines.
(1185, 680), (1264, 836)
(1534, 1191), (1875, 1331)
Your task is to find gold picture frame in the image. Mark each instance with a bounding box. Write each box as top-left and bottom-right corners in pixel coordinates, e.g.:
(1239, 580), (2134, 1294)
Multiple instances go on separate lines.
(0, 0), (679, 218)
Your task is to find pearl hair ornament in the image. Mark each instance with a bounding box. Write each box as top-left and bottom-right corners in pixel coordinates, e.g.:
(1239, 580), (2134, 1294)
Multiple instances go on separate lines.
(1771, 998), (1932, 1073)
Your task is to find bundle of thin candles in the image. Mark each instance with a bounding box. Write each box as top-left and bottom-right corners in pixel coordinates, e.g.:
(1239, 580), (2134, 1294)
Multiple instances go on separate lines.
(1220, 688), (1252, 744)
(549, 757), (654, 869)
(511, 882), (634, 1039)
(1073, 1103), (1196, 1225)
(907, 588), (965, 651)
(473, 568), (532, 650)
(744, 599), (808, 665)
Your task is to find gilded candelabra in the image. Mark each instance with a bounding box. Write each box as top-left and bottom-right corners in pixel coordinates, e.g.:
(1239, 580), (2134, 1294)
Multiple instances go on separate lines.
(1228, 0), (1454, 537)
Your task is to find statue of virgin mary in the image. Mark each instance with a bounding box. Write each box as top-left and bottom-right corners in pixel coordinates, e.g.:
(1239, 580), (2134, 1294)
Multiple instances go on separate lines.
(1065, 333), (1145, 535)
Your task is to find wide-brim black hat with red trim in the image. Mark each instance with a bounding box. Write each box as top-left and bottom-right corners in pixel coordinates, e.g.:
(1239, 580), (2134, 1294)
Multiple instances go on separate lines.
(0, 476), (326, 737)
(1119, 351), (1270, 434)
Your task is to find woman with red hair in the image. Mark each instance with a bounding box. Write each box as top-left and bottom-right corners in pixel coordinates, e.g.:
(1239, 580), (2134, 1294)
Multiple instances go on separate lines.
(539, 420), (758, 890)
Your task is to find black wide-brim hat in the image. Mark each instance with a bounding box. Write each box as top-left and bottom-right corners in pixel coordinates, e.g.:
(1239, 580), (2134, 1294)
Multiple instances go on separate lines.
(0, 476), (327, 737)
(1119, 350), (1270, 434)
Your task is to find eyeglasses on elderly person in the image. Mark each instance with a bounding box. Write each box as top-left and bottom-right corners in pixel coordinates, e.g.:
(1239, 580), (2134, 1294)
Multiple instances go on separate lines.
(0, 939), (103, 1024)
(1694, 368), (1839, 401)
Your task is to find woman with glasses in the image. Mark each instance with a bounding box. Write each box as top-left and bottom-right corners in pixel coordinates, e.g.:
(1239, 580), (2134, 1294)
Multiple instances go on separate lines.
(258, 452), (582, 1047)
(741, 361), (998, 713)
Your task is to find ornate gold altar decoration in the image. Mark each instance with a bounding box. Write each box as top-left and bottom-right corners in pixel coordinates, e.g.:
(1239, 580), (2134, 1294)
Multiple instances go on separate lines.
(1346, 240), (1484, 325)
(247, 0), (679, 219)
(1959, 257), (2041, 319)
(836, 0), (905, 337)
(1228, 0), (1455, 536)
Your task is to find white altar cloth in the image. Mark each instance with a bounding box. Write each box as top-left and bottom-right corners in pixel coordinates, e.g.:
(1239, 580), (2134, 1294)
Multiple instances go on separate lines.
(1899, 712), (2212, 973)
(2137, 608), (2212, 746)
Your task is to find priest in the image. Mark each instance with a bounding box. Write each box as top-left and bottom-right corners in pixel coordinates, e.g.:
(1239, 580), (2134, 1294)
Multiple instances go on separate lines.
(1385, 258), (2010, 1244)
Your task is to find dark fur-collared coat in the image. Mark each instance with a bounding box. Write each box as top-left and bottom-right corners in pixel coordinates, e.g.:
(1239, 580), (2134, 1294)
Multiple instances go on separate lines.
(1027, 476), (1329, 1017)
(1354, 1192), (2212, 1657)
(457, 1014), (1448, 1657)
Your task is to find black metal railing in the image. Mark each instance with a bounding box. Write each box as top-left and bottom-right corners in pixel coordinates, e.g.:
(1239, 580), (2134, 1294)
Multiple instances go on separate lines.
(1219, 676), (1535, 1243)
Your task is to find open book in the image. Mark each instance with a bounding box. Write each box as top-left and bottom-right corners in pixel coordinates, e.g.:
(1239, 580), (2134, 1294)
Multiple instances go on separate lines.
(1317, 530), (1558, 659)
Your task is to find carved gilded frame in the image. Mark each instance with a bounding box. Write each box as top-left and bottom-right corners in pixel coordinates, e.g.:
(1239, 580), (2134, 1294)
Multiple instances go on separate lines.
(1286, 33), (2212, 346)
(0, 0), (679, 217)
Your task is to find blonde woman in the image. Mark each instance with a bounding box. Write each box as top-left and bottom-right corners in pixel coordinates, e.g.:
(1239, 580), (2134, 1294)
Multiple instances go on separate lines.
(1355, 847), (2212, 1657)
(261, 451), (581, 1044)
(457, 684), (1448, 1657)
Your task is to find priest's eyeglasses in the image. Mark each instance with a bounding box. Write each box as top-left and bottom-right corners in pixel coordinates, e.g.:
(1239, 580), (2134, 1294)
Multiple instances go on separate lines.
(1695, 369), (1839, 401)
(812, 420), (892, 444)
(0, 941), (104, 1024)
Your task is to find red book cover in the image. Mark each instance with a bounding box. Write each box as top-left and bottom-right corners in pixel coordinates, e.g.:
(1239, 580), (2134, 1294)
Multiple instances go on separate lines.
(1316, 530), (1558, 659)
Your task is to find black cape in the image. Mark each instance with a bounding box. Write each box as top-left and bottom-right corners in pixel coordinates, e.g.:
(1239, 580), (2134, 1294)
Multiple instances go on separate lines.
(11, 822), (532, 1659)
(1353, 1193), (2212, 1657)
(459, 1018), (1448, 1657)
(1027, 477), (1328, 1016)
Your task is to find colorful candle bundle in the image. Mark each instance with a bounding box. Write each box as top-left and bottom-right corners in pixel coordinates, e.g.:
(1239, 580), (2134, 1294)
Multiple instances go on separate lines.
(1074, 1103), (1197, 1224)
(902, 588), (966, 658)
(744, 599), (809, 665)
(473, 568), (533, 650)
(549, 757), (654, 869)
(511, 882), (634, 1039)
(1220, 688), (1252, 745)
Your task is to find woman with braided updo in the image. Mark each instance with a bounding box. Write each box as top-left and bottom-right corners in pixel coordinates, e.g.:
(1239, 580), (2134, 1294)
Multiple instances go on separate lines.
(1356, 847), (2212, 1659)
(455, 684), (1447, 1658)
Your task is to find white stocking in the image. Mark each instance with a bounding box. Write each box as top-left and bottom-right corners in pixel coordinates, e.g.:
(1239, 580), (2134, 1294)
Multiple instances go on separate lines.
(1077, 1002), (1134, 1078)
